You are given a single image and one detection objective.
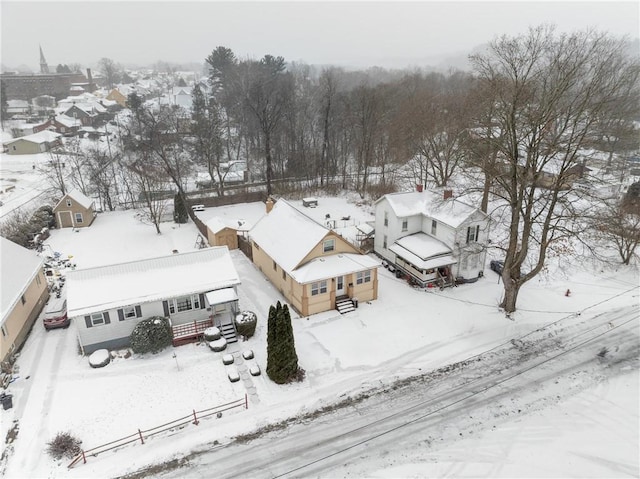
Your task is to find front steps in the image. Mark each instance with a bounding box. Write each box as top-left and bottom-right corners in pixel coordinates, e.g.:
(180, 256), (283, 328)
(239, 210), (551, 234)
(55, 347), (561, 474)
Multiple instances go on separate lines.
(336, 297), (356, 315)
(219, 321), (238, 344)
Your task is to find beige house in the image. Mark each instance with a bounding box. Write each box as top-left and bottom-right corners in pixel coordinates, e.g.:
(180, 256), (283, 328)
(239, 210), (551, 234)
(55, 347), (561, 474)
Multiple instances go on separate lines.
(205, 217), (239, 250)
(249, 199), (380, 316)
(1, 237), (50, 363)
(53, 190), (96, 228)
(106, 88), (128, 107)
(4, 130), (62, 155)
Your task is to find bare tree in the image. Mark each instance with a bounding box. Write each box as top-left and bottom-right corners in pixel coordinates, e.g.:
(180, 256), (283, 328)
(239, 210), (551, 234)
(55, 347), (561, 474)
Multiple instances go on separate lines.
(243, 55), (293, 196)
(98, 57), (122, 89)
(126, 99), (195, 222)
(471, 26), (640, 313)
(189, 84), (225, 195)
(590, 199), (640, 265)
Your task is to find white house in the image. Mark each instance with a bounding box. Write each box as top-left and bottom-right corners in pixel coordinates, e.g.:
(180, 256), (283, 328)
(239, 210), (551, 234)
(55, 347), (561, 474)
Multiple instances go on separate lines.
(374, 189), (490, 287)
(66, 246), (241, 354)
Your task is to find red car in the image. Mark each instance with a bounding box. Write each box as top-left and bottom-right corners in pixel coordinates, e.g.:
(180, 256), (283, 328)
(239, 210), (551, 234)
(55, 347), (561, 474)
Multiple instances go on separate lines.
(43, 298), (69, 330)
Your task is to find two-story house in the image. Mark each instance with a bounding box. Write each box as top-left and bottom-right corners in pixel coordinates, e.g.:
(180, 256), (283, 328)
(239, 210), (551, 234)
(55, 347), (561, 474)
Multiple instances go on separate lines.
(374, 189), (490, 287)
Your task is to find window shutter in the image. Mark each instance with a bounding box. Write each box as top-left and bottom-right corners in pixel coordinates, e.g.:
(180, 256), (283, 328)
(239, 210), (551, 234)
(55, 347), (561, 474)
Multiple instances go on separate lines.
(135, 305), (142, 317)
(104, 312), (111, 324)
(163, 300), (170, 317)
(466, 227), (471, 244)
(85, 315), (92, 328)
(476, 225), (480, 242)
(118, 309), (124, 321)
(199, 293), (205, 309)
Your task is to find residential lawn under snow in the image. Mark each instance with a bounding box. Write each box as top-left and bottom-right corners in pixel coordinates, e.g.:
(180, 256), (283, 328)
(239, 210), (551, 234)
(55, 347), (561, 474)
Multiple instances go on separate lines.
(1, 200), (638, 478)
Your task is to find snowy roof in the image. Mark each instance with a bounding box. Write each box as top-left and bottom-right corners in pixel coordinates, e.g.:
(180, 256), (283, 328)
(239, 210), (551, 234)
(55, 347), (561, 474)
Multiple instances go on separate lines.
(389, 233), (456, 270)
(205, 217), (238, 234)
(66, 246), (240, 317)
(55, 115), (82, 128)
(54, 189), (94, 210)
(1, 237), (44, 324)
(249, 199), (329, 272)
(378, 190), (482, 228)
(356, 222), (374, 235)
(4, 130), (61, 145)
(7, 100), (29, 108)
(205, 287), (238, 306)
(290, 253), (381, 284)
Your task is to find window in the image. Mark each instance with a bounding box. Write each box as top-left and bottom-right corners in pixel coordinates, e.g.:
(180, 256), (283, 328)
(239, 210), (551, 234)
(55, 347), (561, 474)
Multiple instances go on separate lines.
(169, 295), (201, 314)
(75, 212), (83, 224)
(1, 325), (7, 337)
(282, 270), (286, 281)
(401, 219), (408, 232)
(383, 235), (387, 249)
(311, 280), (327, 296)
(66, 199), (72, 207)
(254, 242), (260, 250)
(36, 274), (41, 286)
(431, 220), (437, 235)
(466, 225), (480, 244)
(356, 270), (372, 284)
(118, 305), (141, 321)
(273, 260), (277, 271)
(323, 239), (335, 253)
(20, 295), (26, 305)
(91, 312), (106, 326)
(384, 212), (388, 227)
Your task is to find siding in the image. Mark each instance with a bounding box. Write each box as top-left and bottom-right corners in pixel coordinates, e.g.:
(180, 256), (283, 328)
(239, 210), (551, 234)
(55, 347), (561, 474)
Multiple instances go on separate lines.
(1, 269), (49, 362)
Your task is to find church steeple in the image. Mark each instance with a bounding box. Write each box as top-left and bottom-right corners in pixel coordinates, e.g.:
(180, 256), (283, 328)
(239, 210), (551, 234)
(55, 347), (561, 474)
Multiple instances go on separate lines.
(39, 45), (49, 74)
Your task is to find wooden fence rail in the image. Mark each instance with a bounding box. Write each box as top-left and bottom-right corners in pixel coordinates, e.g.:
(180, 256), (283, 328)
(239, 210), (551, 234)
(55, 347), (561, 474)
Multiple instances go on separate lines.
(68, 395), (248, 469)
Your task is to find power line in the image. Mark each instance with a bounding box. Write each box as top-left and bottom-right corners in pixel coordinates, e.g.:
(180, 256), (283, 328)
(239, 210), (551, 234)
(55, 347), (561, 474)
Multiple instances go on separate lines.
(273, 313), (639, 478)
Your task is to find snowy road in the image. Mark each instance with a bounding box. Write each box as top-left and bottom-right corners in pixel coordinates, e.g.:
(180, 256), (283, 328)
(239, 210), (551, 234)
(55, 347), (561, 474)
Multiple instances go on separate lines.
(132, 304), (639, 478)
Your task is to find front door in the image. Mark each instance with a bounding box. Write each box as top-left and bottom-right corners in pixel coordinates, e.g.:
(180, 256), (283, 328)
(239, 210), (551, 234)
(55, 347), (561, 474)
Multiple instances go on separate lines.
(336, 276), (345, 296)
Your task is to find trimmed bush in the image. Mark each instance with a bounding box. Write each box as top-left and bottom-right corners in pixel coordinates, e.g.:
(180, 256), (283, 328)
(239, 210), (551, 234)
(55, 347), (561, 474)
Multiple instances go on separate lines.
(88, 349), (110, 368)
(130, 317), (172, 354)
(208, 337), (227, 352)
(234, 311), (257, 339)
(203, 327), (221, 341)
(222, 354), (234, 365)
(46, 432), (82, 460)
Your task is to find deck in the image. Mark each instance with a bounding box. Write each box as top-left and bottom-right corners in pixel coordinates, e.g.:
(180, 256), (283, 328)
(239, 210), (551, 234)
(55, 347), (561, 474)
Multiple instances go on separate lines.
(171, 318), (214, 346)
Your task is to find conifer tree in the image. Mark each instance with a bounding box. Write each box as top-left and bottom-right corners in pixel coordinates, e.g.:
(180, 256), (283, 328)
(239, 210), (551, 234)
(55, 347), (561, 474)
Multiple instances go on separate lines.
(266, 302), (300, 384)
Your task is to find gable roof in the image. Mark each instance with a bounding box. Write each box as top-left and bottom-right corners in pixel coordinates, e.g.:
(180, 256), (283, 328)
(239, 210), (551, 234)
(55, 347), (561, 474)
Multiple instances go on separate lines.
(249, 199), (330, 273)
(377, 190), (485, 228)
(1, 237), (44, 324)
(205, 217), (238, 234)
(66, 246), (240, 317)
(4, 130), (61, 145)
(53, 189), (94, 210)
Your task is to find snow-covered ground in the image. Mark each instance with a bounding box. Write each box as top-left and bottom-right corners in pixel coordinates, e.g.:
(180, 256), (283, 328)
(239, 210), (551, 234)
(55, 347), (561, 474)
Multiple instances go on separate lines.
(1, 202), (638, 478)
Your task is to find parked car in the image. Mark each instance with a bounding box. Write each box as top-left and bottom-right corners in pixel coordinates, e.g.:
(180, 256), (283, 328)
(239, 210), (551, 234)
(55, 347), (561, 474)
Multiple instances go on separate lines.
(43, 298), (69, 330)
(490, 260), (504, 275)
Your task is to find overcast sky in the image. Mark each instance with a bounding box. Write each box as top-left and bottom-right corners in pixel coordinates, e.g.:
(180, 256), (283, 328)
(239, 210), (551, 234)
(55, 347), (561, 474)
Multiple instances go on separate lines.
(1, 1), (638, 72)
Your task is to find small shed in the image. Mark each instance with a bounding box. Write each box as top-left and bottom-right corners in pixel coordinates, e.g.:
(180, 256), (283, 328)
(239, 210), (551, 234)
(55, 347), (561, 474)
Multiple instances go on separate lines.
(53, 190), (96, 228)
(205, 217), (239, 250)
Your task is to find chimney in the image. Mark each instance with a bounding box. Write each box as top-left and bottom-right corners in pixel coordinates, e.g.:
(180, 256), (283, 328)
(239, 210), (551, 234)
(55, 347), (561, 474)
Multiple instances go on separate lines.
(265, 197), (274, 213)
(416, 184), (423, 192)
(86, 68), (94, 91)
(443, 189), (453, 200)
